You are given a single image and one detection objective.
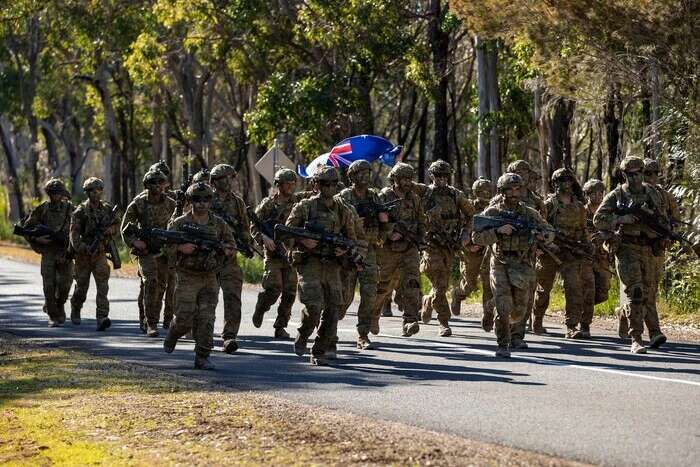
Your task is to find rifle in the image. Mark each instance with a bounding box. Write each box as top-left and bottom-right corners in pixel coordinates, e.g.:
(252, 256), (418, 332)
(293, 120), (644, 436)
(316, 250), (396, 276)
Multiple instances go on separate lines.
(87, 205), (121, 269)
(354, 198), (401, 219)
(273, 222), (365, 267)
(472, 212), (561, 265)
(246, 206), (287, 258)
(13, 224), (69, 247)
(124, 223), (232, 254)
(391, 219), (427, 250)
(211, 200), (261, 258)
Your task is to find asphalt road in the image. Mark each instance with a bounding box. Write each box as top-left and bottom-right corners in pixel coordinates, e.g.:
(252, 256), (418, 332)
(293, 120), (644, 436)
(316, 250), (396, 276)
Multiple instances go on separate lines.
(1, 257), (699, 466)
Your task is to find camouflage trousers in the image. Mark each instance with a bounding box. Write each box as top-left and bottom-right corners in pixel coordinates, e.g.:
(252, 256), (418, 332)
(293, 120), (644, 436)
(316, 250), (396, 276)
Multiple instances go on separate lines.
(615, 244), (656, 339)
(296, 257), (343, 357)
(374, 246), (421, 325)
(592, 257), (612, 305)
(420, 246), (455, 326)
(254, 256), (297, 330)
(169, 271), (219, 357)
(341, 245), (378, 337)
(137, 254), (169, 327)
(40, 251), (73, 321)
(219, 256), (244, 341)
(70, 252), (110, 319)
(452, 247), (493, 320)
(619, 254), (663, 338)
(490, 257), (536, 347)
(532, 254), (593, 328)
(164, 267), (176, 323)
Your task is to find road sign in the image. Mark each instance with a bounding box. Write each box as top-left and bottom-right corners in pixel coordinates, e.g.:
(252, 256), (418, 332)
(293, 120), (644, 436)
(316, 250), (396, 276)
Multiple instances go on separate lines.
(255, 146), (295, 185)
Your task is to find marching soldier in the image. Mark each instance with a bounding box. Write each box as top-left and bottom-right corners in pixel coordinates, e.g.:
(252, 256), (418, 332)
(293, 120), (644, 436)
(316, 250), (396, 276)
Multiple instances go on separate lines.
(21, 178), (74, 327)
(472, 173), (553, 357)
(372, 163), (426, 337)
(594, 156), (667, 354)
(285, 166), (357, 365)
(121, 169), (176, 337)
(210, 163), (251, 354)
(163, 182), (236, 369)
(531, 168), (593, 338)
(419, 160), (474, 337)
(251, 168), (300, 339)
(338, 160), (390, 349)
(69, 177), (121, 331)
(451, 177), (495, 331)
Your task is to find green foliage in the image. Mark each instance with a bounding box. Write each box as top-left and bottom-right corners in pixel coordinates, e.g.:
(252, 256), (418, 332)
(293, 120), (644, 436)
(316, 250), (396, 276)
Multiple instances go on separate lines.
(238, 254), (264, 284)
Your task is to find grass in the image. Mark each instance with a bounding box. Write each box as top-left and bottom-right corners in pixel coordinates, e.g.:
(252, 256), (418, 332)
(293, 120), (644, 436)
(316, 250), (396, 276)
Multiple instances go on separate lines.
(0, 334), (581, 466)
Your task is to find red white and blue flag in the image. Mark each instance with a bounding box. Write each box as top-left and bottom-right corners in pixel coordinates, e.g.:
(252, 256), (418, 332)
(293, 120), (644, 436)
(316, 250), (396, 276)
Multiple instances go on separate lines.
(298, 135), (402, 177)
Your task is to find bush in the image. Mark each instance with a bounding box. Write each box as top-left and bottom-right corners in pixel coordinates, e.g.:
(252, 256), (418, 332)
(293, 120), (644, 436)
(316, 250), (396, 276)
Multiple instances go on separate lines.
(239, 254), (264, 284)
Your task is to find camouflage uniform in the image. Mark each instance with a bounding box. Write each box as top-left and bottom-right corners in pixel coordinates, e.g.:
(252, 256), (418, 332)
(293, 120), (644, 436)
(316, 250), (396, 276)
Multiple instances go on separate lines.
(418, 160), (474, 336)
(372, 163), (426, 337)
(451, 177), (495, 331)
(69, 178), (121, 329)
(532, 169), (593, 337)
(164, 183), (235, 369)
(23, 179), (74, 325)
(472, 173), (552, 357)
(121, 170), (176, 336)
(251, 178), (300, 337)
(286, 167), (357, 364)
(594, 156), (667, 353)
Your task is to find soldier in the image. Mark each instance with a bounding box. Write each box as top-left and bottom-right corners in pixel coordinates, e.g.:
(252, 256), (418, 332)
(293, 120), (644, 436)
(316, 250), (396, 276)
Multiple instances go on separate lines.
(251, 168), (300, 339)
(163, 182), (236, 369)
(472, 173), (553, 357)
(209, 163), (251, 354)
(641, 158), (680, 348)
(580, 179), (612, 337)
(593, 156), (667, 354)
(22, 178), (74, 327)
(69, 177), (121, 331)
(121, 169), (176, 337)
(149, 160), (177, 329)
(451, 177), (495, 331)
(338, 160), (390, 349)
(531, 168), (593, 338)
(372, 163), (426, 337)
(285, 166), (357, 365)
(419, 160), (474, 336)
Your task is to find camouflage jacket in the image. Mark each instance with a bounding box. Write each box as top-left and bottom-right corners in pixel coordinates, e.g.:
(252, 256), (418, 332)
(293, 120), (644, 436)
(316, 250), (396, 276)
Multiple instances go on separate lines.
(379, 186), (426, 252)
(121, 190), (176, 247)
(24, 199), (74, 254)
(593, 183), (667, 241)
(168, 212), (234, 274)
(70, 200), (121, 254)
(252, 192), (302, 260)
(337, 186), (389, 247)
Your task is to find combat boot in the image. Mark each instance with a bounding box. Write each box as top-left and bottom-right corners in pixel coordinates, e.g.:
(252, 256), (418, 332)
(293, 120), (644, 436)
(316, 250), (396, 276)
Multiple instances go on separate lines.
(631, 337), (647, 354)
(495, 346), (511, 358)
(565, 327), (583, 339)
(510, 338), (528, 350)
(617, 309), (629, 339)
(532, 315), (546, 335)
(163, 333), (177, 353)
(223, 339), (239, 354)
(146, 324), (159, 338)
(381, 301), (393, 317)
(194, 355), (216, 370)
(438, 324), (452, 337)
(70, 308), (81, 325)
(369, 317), (380, 335)
(357, 335), (374, 350)
(139, 319), (147, 334)
(252, 307), (265, 328)
(579, 323), (591, 338)
(294, 335), (308, 356)
(324, 349), (338, 360)
(274, 328), (291, 339)
(421, 296), (432, 324)
(649, 332), (667, 349)
(310, 353), (330, 366)
(96, 317), (111, 332)
(402, 321), (420, 337)
(57, 303), (66, 324)
(450, 293), (461, 316)
(162, 320), (171, 330)
(47, 318), (63, 328)
(481, 313), (493, 332)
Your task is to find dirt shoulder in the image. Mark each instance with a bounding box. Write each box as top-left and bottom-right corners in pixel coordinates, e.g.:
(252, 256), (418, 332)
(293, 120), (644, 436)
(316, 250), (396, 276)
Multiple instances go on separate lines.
(0, 332), (586, 466)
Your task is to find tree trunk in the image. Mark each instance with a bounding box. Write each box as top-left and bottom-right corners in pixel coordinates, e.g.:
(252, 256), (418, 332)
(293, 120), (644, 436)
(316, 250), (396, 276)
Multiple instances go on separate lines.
(486, 41), (500, 180)
(429, 0), (450, 165)
(418, 108), (428, 183)
(475, 35), (489, 178)
(548, 97), (575, 172)
(584, 122), (594, 180)
(604, 85), (622, 187)
(650, 60), (661, 159)
(533, 83), (549, 194)
(0, 115), (26, 220)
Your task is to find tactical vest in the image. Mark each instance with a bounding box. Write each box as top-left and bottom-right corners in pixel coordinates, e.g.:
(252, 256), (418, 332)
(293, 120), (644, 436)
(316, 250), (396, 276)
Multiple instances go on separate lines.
(308, 197), (342, 257)
(611, 185), (666, 238)
(546, 195), (586, 241)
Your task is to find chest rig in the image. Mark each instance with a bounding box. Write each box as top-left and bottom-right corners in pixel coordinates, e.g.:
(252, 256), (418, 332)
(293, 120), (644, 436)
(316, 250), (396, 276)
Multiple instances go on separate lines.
(308, 198), (341, 257)
(425, 187), (461, 248)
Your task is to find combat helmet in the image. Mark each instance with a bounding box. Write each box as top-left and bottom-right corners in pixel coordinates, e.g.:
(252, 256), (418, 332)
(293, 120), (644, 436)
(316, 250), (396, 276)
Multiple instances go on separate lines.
(644, 158), (660, 174)
(149, 160), (171, 177)
(82, 177), (104, 191)
(551, 167), (576, 185)
(620, 156), (644, 173)
(314, 165), (339, 182)
(186, 181), (214, 199)
(582, 179), (605, 194)
(388, 162), (414, 181)
(472, 176), (493, 194)
(274, 168), (297, 185)
(143, 169), (167, 185)
(210, 163), (236, 180)
(347, 160), (371, 180)
(191, 168), (210, 183)
(428, 160), (452, 176)
(496, 172), (523, 192)
(44, 178), (69, 196)
(506, 160), (531, 174)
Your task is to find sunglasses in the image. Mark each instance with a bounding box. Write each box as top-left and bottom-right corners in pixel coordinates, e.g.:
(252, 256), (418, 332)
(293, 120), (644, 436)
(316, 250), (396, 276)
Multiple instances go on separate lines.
(644, 170), (659, 176)
(625, 171), (643, 177)
(318, 181), (337, 187)
(190, 196), (212, 203)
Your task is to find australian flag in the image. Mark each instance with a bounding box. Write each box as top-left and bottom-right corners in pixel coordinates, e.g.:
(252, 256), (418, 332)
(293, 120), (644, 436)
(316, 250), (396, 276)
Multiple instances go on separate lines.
(298, 135), (402, 177)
